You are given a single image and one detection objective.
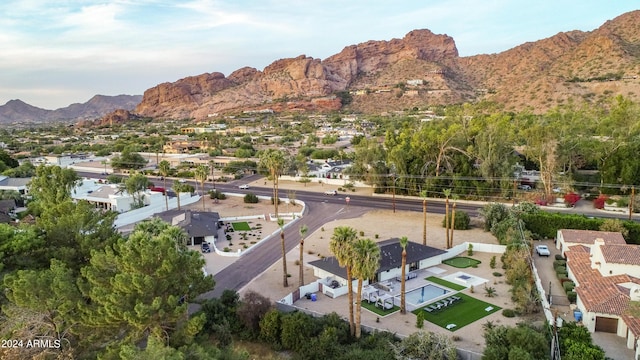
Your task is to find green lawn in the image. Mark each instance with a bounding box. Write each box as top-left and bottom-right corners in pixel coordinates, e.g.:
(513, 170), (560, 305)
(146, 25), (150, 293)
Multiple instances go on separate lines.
(361, 300), (400, 316)
(425, 276), (466, 291)
(232, 222), (252, 231)
(443, 256), (481, 268)
(412, 293), (500, 331)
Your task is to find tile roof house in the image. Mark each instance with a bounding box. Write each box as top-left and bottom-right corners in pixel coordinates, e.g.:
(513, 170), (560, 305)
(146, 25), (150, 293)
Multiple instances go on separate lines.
(559, 229), (640, 358)
(309, 239), (446, 296)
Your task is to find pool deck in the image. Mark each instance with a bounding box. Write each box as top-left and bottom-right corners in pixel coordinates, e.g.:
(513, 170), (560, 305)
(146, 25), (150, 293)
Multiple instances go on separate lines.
(289, 252), (519, 354)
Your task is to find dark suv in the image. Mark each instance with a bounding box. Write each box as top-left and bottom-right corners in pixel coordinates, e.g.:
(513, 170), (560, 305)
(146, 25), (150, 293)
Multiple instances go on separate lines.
(201, 242), (212, 253)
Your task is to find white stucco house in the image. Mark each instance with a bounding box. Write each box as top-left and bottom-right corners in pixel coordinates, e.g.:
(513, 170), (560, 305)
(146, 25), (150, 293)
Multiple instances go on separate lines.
(72, 178), (165, 213)
(557, 229), (640, 358)
(309, 239), (446, 298)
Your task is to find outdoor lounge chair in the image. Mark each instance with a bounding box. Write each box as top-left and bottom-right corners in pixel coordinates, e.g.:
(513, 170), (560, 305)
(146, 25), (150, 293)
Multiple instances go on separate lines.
(452, 295), (461, 301)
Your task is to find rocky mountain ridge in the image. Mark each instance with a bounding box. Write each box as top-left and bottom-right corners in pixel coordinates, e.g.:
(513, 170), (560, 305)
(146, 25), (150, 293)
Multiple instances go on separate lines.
(0, 95), (142, 125)
(134, 10), (640, 119)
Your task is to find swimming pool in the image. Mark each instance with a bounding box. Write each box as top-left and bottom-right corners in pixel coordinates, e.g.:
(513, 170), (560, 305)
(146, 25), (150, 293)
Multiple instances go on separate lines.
(404, 284), (450, 305)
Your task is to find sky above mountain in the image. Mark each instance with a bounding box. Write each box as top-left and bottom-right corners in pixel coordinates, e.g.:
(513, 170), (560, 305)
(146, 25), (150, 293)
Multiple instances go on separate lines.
(1, 0), (637, 110)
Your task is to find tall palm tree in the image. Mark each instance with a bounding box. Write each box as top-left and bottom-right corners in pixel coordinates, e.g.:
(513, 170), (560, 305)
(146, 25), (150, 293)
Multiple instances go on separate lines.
(449, 202), (457, 248)
(298, 224), (308, 287)
(208, 159), (216, 190)
(158, 160), (171, 211)
(420, 189), (428, 245)
(259, 149), (287, 218)
(351, 238), (380, 338)
(194, 164), (209, 211)
(443, 188), (452, 248)
(172, 181), (192, 211)
(278, 218), (288, 287)
(399, 236), (409, 315)
(329, 226), (358, 336)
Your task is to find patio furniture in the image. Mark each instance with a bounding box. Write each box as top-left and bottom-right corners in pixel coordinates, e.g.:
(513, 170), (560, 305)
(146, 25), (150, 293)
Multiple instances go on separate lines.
(425, 307), (434, 313)
(446, 323), (457, 330)
(452, 296), (461, 301)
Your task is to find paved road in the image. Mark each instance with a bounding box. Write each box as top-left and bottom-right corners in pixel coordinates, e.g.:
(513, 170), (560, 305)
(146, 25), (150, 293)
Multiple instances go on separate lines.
(199, 201), (369, 299)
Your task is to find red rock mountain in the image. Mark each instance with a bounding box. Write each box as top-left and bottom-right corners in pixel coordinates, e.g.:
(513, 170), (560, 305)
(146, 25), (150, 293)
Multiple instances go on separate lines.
(135, 11), (640, 119)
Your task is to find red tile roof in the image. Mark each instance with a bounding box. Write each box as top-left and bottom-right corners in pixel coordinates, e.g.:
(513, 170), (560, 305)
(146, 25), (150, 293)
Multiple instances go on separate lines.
(566, 250), (639, 316)
(560, 229), (626, 245)
(601, 244), (640, 266)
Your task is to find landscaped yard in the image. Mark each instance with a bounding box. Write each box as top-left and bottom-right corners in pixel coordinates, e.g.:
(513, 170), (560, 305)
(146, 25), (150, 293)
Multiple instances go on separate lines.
(412, 293), (501, 331)
(231, 221), (252, 231)
(443, 256), (481, 268)
(361, 300), (400, 316)
(425, 276), (467, 291)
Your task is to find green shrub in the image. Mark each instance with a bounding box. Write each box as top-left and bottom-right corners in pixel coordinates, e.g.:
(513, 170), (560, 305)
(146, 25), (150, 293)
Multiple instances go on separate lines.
(553, 260), (567, 268)
(563, 281), (575, 293)
(244, 193), (259, 203)
(359, 231), (365, 237)
(490, 256), (496, 269)
(493, 272), (502, 277)
(555, 254), (565, 261)
(502, 309), (516, 318)
(270, 197), (281, 205)
(208, 189), (226, 200)
(567, 291), (577, 303)
(557, 272), (567, 279)
(442, 210), (471, 230)
(416, 311), (425, 328)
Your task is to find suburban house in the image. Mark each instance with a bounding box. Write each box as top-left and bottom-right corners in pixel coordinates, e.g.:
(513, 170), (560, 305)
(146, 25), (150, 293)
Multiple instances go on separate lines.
(0, 199), (15, 224)
(72, 178), (165, 213)
(0, 175), (30, 196)
(556, 229), (626, 255)
(557, 229), (640, 358)
(309, 239), (446, 297)
(155, 210), (220, 246)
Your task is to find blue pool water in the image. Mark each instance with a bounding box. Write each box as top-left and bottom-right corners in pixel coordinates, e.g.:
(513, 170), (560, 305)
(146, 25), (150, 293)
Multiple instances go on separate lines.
(404, 284), (449, 305)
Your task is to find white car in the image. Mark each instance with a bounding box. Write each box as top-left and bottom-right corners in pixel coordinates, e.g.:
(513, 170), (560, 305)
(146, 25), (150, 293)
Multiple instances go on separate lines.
(238, 184), (250, 189)
(518, 184), (532, 191)
(324, 190), (337, 195)
(536, 245), (551, 257)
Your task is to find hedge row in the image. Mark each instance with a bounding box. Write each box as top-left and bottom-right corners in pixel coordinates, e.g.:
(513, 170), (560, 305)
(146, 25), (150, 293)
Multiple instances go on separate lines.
(520, 212), (640, 244)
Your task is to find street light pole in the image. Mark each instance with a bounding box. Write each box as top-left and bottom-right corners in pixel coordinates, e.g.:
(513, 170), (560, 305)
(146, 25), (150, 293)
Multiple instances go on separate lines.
(392, 175), (399, 213)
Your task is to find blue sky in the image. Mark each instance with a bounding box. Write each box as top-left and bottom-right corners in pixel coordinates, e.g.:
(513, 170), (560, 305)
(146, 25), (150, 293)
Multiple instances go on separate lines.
(0, 0), (637, 109)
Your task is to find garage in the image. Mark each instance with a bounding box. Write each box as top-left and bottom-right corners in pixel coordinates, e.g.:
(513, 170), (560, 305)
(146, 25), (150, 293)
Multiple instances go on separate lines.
(595, 316), (618, 333)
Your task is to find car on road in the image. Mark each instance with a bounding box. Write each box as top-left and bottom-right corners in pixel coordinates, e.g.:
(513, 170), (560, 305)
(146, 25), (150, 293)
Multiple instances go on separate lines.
(324, 190), (337, 195)
(201, 242), (211, 253)
(238, 184), (250, 189)
(536, 244), (550, 257)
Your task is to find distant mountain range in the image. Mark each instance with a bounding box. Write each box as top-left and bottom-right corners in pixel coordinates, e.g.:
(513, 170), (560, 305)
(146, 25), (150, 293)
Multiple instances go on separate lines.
(4, 10), (640, 125)
(0, 95), (142, 125)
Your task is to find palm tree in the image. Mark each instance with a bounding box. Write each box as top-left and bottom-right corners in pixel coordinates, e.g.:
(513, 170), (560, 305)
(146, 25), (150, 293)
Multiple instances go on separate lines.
(298, 224), (308, 287)
(278, 218), (288, 287)
(449, 202), (457, 248)
(329, 226), (358, 336)
(351, 238), (380, 338)
(208, 159), (216, 190)
(443, 188), (452, 248)
(158, 160), (171, 211)
(399, 236), (409, 314)
(172, 181), (192, 210)
(259, 149), (287, 218)
(194, 164), (209, 210)
(420, 189), (428, 245)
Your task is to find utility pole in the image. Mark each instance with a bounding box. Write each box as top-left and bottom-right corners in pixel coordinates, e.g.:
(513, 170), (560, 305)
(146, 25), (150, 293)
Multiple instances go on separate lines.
(630, 186), (635, 221)
(513, 180), (517, 206)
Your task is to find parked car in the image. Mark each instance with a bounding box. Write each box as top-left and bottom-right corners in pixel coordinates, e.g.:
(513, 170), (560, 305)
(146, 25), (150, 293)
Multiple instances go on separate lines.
(324, 190), (337, 195)
(201, 242), (211, 253)
(536, 245), (550, 257)
(238, 184), (250, 189)
(518, 184), (532, 191)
